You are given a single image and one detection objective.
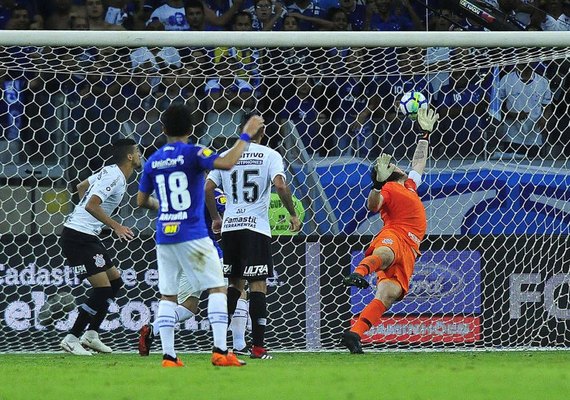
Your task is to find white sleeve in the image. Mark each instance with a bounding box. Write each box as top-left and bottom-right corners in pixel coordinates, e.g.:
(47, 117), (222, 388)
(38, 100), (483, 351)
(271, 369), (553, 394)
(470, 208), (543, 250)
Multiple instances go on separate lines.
(269, 151), (286, 182)
(408, 170), (422, 187)
(90, 169), (123, 202)
(207, 169), (222, 187)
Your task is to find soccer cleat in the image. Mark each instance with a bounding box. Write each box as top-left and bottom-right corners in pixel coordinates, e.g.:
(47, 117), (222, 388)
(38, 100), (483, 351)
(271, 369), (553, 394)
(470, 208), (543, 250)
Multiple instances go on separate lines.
(343, 273), (370, 289)
(250, 345), (273, 360)
(233, 344), (251, 356)
(61, 334), (92, 356)
(162, 354), (185, 367)
(80, 330), (112, 353)
(211, 349), (246, 367)
(341, 330), (364, 354)
(138, 324), (154, 356)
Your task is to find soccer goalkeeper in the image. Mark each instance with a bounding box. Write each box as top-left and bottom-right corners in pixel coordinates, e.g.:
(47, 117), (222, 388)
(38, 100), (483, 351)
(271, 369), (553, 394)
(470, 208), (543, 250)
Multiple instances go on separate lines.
(341, 107), (439, 354)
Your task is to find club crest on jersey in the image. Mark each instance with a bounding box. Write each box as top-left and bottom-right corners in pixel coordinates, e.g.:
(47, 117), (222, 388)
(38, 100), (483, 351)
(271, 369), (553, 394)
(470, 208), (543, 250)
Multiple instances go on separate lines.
(93, 254), (105, 268)
(197, 147), (213, 158)
(163, 222), (180, 235)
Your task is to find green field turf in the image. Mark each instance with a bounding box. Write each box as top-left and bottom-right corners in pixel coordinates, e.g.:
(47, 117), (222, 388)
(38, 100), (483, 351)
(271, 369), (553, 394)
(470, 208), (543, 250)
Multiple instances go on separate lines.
(0, 351), (568, 400)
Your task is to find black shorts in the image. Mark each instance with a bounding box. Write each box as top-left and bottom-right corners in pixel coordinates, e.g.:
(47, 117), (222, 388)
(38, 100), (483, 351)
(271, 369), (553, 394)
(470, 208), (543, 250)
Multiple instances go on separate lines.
(221, 230), (273, 281)
(60, 227), (114, 280)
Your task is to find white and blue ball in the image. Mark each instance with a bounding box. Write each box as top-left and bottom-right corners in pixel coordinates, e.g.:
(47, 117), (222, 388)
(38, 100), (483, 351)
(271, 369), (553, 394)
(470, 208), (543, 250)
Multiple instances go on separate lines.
(399, 91), (428, 121)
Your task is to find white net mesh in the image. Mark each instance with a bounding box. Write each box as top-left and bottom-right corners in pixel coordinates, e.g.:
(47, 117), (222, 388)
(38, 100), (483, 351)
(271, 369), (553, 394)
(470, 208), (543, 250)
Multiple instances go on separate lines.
(0, 32), (569, 352)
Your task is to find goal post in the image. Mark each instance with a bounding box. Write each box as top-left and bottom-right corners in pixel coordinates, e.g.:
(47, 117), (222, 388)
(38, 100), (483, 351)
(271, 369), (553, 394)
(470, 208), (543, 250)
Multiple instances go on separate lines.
(0, 31), (569, 352)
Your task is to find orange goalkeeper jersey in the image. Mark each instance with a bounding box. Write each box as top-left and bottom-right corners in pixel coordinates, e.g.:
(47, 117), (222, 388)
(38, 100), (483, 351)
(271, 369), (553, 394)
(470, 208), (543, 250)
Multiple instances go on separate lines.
(379, 179), (427, 252)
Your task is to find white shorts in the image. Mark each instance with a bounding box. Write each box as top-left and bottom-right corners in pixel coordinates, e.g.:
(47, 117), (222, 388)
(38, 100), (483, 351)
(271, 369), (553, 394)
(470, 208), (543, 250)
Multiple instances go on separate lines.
(177, 258), (223, 303)
(157, 237), (225, 297)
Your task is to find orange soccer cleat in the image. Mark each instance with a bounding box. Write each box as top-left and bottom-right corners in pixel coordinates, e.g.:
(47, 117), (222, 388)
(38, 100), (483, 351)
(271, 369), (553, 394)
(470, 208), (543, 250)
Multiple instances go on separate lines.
(162, 354), (185, 367)
(211, 349), (246, 367)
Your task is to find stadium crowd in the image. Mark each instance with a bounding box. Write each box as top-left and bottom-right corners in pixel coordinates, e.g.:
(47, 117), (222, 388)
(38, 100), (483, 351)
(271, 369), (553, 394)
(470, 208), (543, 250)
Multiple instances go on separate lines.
(0, 0), (569, 169)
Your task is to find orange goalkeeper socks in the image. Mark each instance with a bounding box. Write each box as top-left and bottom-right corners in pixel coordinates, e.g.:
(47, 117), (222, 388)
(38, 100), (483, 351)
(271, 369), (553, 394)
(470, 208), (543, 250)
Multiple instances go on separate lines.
(351, 299), (387, 337)
(354, 255), (383, 276)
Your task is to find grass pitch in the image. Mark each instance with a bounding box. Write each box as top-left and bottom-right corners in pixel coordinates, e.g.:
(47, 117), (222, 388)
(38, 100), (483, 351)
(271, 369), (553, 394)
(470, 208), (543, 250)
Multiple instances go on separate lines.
(0, 351), (568, 400)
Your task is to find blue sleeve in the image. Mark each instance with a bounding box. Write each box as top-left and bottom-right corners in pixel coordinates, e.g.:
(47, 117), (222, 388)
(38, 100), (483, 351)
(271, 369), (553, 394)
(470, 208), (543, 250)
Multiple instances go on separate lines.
(138, 165), (154, 194)
(195, 146), (220, 171)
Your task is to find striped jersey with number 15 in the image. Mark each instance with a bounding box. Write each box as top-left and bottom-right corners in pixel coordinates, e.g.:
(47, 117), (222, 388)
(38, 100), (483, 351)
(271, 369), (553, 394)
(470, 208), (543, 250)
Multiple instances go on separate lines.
(207, 143), (285, 238)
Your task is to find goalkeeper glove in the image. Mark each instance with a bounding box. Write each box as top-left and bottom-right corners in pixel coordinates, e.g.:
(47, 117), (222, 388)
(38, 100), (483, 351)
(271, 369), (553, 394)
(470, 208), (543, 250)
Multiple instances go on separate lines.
(370, 153), (395, 189)
(417, 107), (439, 141)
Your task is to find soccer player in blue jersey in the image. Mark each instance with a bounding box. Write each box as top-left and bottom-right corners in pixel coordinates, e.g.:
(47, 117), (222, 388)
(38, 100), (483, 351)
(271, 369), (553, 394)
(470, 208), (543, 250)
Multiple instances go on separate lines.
(137, 103), (264, 367)
(138, 188), (250, 356)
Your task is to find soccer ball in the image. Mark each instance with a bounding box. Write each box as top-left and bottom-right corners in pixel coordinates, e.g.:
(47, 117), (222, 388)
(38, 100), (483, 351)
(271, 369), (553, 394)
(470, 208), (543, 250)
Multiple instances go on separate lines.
(39, 291), (76, 326)
(399, 91), (428, 120)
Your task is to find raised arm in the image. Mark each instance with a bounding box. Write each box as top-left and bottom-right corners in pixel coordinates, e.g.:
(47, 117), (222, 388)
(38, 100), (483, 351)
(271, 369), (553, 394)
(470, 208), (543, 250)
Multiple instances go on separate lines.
(411, 107), (439, 175)
(213, 115), (264, 170)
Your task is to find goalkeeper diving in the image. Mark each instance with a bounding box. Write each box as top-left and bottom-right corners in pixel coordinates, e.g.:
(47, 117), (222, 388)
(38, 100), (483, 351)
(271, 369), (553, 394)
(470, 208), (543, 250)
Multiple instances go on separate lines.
(341, 107), (439, 353)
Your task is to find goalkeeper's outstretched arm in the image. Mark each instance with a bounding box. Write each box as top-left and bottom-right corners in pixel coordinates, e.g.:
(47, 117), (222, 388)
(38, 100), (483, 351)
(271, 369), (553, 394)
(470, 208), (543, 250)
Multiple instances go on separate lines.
(411, 107), (439, 176)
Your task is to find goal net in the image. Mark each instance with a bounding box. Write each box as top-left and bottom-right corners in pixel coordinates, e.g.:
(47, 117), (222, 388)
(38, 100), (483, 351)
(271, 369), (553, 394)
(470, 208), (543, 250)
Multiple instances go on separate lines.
(0, 32), (568, 352)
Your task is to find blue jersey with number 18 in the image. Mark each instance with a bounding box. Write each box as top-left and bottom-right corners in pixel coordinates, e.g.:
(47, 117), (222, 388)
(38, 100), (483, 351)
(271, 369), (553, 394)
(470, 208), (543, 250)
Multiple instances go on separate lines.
(138, 141), (219, 244)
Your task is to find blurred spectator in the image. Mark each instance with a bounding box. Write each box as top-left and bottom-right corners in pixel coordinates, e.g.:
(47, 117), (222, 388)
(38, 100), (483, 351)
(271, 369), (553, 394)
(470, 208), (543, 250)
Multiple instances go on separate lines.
(431, 69), (490, 159)
(375, 48), (429, 159)
(44, 0), (73, 30)
(87, 0), (126, 30)
(202, 12), (258, 148)
(287, 0), (324, 30)
(4, 4), (30, 29)
(293, 5), (350, 30)
(70, 12), (89, 29)
(104, 0), (136, 26)
(493, 63), (553, 159)
(202, 0), (246, 29)
(0, 68), (25, 163)
(277, 76), (330, 156)
(366, 0), (423, 31)
(142, 0), (165, 21)
(245, 0), (286, 31)
(326, 48), (379, 157)
(148, 0), (189, 30)
(531, 0), (570, 31)
(186, 0), (216, 30)
(339, 0), (366, 30)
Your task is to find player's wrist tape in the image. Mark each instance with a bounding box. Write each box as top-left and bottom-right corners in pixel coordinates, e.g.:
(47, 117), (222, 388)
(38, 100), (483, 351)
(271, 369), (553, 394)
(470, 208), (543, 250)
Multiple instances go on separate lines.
(418, 132), (430, 142)
(239, 133), (251, 142)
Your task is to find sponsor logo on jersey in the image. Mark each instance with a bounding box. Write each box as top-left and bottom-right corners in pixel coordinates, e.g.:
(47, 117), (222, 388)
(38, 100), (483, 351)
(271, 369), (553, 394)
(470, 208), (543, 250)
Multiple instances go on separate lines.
(243, 264), (268, 277)
(151, 155), (184, 169)
(382, 238), (394, 245)
(197, 147), (213, 158)
(93, 254), (105, 268)
(159, 211), (188, 221)
(163, 222), (180, 235)
(222, 263), (232, 274)
(235, 159), (263, 166)
(72, 264), (87, 275)
(408, 232), (421, 245)
(223, 216), (257, 229)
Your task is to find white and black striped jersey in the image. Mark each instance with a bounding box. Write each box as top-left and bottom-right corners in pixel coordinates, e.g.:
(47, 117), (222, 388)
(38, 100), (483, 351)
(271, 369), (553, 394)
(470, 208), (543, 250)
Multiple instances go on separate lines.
(64, 164), (127, 236)
(207, 143), (285, 238)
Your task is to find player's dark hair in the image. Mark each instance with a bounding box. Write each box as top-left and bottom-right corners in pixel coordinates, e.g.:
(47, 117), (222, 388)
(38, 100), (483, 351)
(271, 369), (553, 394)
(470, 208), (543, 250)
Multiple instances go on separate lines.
(112, 138), (137, 164)
(161, 103), (193, 137)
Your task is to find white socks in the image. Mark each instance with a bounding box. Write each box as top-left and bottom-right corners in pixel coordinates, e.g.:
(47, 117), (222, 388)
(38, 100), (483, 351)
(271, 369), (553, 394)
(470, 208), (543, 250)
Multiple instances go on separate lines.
(156, 300), (177, 358)
(152, 304), (195, 336)
(207, 292), (229, 351)
(231, 298), (249, 350)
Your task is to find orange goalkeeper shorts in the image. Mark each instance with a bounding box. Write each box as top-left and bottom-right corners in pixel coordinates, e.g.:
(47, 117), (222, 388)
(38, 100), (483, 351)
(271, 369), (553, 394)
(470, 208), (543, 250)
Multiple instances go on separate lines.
(364, 229), (417, 297)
